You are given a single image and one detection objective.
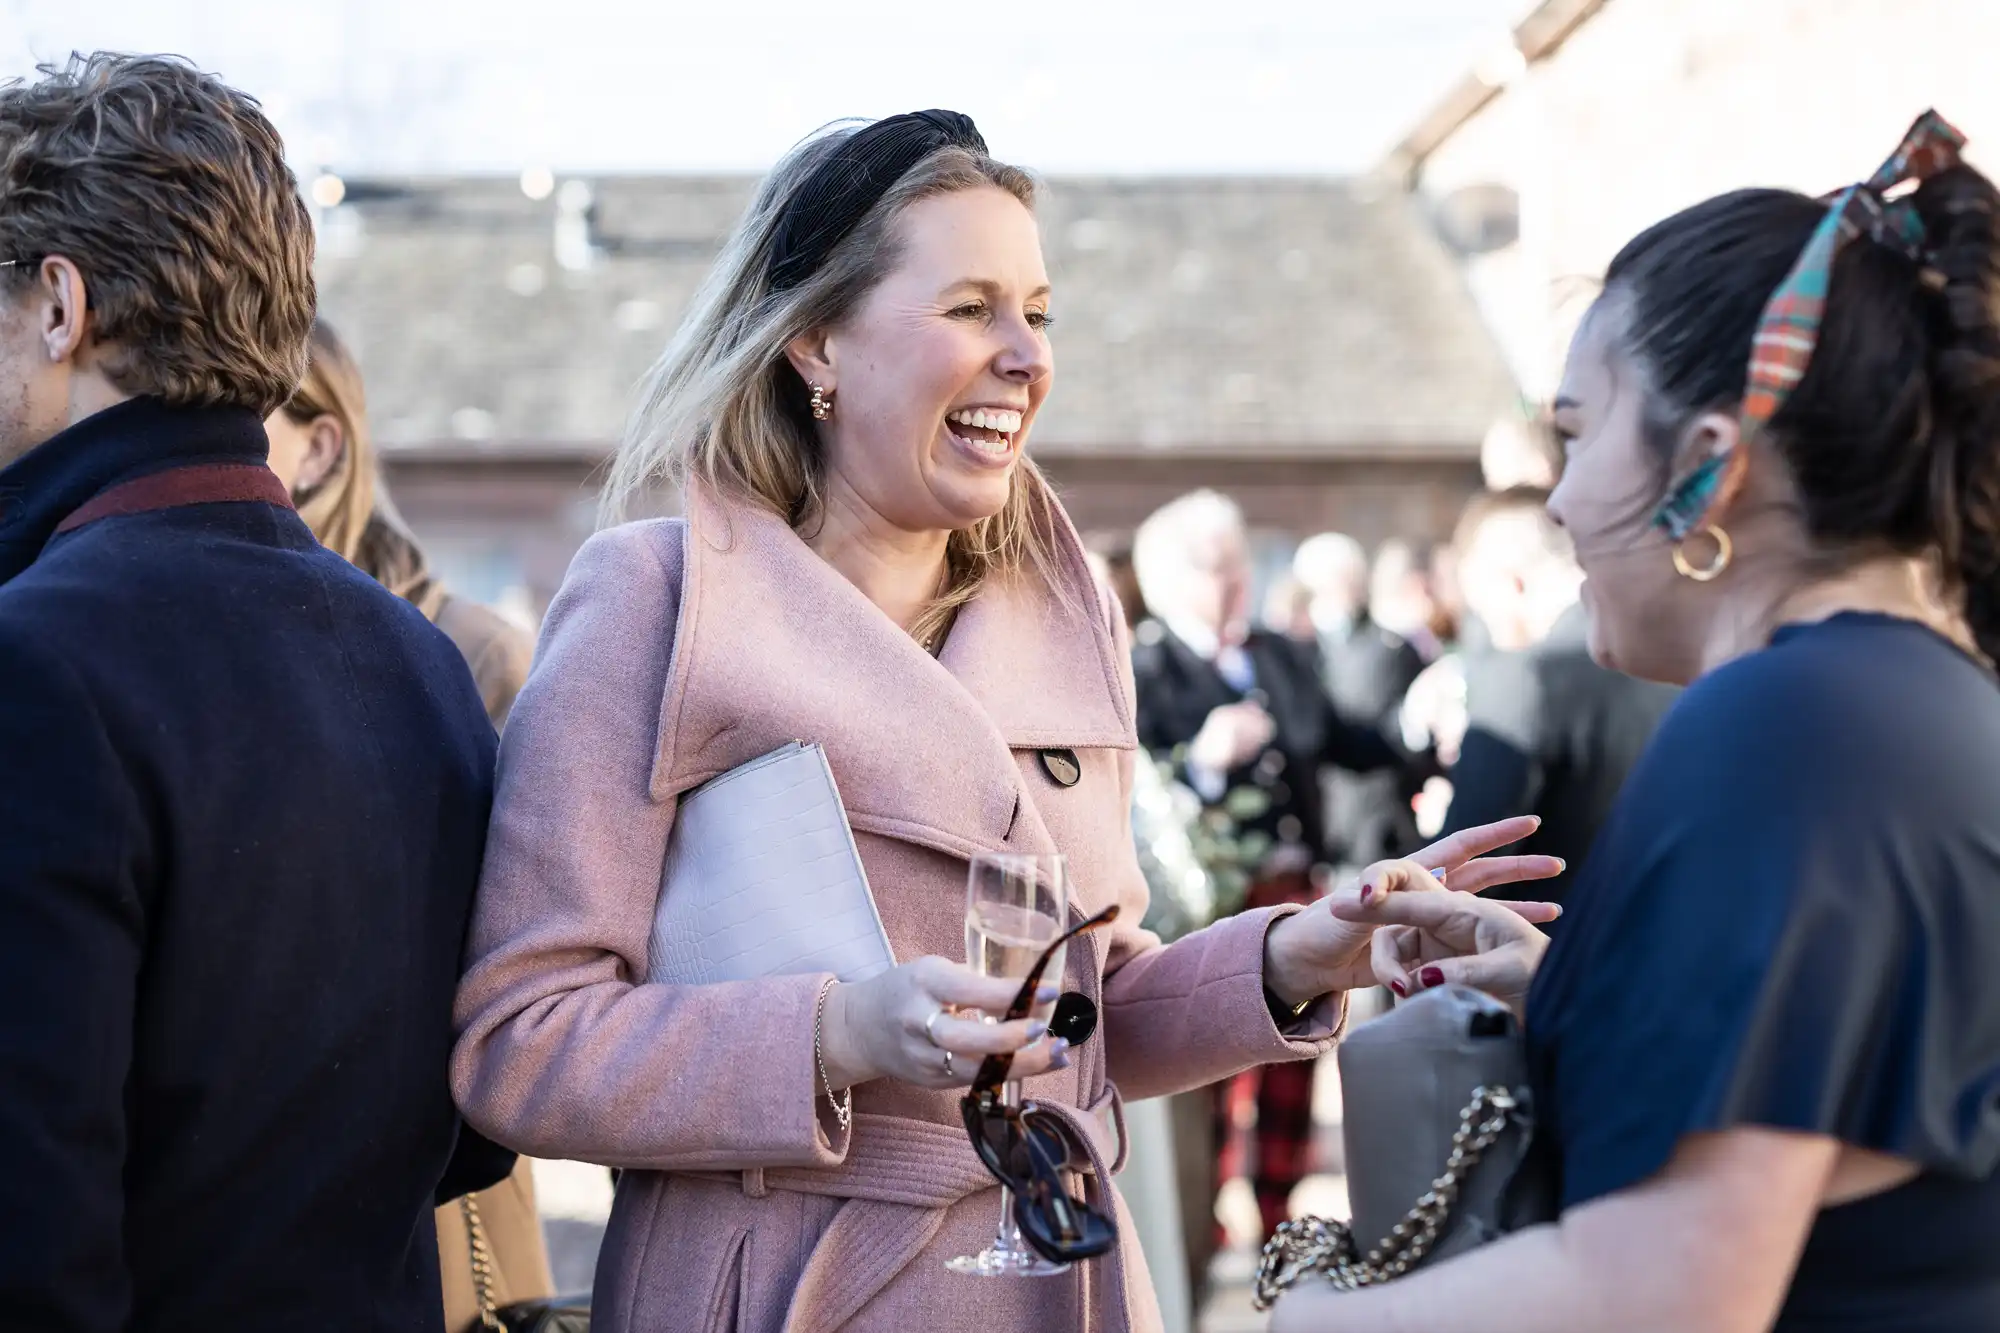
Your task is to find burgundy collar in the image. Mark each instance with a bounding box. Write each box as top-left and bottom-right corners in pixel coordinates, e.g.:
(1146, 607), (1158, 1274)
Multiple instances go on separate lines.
(53, 462), (294, 536)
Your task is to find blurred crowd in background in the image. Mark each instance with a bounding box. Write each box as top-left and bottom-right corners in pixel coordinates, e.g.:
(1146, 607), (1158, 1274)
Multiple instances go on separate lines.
(1077, 412), (1679, 1328)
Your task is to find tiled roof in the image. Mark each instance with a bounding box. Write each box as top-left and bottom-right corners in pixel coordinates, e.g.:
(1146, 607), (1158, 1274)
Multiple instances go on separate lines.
(315, 172), (1516, 458)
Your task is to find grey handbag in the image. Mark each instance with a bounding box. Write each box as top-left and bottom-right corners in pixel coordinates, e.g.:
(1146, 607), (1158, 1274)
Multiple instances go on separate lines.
(1253, 984), (1555, 1308)
(647, 741), (895, 987)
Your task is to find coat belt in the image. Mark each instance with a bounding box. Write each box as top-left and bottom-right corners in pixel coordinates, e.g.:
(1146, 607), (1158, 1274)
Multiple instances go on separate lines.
(692, 1101), (1135, 1333)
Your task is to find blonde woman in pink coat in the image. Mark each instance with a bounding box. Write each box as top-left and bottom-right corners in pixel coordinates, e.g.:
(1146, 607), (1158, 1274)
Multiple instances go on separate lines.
(450, 110), (1561, 1333)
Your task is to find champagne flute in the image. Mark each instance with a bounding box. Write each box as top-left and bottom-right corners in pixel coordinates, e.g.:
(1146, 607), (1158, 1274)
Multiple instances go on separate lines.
(946, 851), (1069, 1277)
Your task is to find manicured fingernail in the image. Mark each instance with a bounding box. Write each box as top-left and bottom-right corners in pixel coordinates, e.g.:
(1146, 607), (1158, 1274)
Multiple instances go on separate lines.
(1549, 904), (1563, 917)
(1358, 881), (1374, 905)
(1419, 966), (1445, 989)
(1049, 1038), (1071, 1069)
(1025, 1021), (1048, 1041)
(1389, 979), (1408, 998)
(1037, 984), (1060, 1003)
(1555, 858), (1568, 871)
(1430, 867), (1447, 883)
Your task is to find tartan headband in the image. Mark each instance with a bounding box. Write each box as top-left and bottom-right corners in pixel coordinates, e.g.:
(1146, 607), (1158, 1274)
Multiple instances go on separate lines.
(1652, 109), (1970, 542)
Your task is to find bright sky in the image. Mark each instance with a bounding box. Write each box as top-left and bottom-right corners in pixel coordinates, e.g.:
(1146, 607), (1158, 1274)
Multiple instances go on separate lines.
(0, 0), (1528, 175)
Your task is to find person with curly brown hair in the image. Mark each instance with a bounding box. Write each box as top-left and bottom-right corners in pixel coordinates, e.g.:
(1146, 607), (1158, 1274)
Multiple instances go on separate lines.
(0, 54), (511, 1330)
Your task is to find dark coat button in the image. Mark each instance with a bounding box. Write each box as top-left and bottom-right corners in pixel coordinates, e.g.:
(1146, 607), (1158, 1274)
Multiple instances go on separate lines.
(1039, 748), (1081, 787)
(1051, 991), (1098, 1046)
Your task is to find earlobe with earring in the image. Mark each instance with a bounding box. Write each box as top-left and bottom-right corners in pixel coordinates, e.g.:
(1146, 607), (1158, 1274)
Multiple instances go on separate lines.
(1655, 441), (1745, 583)
(1671, 523), (1733, 582)
(809, 383), (834, 421)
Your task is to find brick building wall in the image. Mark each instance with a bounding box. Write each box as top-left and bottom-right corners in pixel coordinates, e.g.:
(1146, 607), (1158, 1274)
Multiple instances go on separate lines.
(385, 452), (1483, 622)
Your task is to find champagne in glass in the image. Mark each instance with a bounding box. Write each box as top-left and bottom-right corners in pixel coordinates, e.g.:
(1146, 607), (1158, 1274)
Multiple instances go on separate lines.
(964, 904), (1065, 1027)
(946, 852), (1069, 1278)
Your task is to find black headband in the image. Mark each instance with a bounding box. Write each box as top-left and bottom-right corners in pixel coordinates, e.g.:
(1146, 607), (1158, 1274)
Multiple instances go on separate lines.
(766, 109), (988, 292)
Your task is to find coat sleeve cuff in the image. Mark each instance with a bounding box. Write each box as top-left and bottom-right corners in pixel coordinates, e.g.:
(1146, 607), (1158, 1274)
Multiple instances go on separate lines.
(1250, 905), (1347, 1054)
(1100, 903), (1347, 1101)
(774, 971), (853, 1167)
(805, 976), (853, 1162)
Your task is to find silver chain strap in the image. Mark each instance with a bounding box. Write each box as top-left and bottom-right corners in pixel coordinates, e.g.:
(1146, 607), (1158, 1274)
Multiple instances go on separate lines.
(1251, 1084), (1521, 1311)
(461, 1194), (506, 1331)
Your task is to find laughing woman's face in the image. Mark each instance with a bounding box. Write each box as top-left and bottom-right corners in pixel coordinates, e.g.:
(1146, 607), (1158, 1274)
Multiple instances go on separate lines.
(795, 185), (1055, 535)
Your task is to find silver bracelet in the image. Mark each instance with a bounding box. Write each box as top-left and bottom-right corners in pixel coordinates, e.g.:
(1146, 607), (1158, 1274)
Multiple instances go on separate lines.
(813, 978), (853, 1133)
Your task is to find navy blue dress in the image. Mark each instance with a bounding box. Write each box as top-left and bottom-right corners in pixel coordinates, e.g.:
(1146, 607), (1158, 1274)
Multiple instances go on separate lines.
(1526, 613), (2000, 1331)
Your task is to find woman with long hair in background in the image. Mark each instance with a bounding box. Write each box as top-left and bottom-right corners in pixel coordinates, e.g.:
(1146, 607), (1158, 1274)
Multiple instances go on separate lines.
(266, 320), (555, 1331)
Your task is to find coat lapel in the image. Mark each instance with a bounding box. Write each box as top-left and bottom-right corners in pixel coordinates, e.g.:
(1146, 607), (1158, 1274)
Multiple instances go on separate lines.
(652, 483), (1134, 870)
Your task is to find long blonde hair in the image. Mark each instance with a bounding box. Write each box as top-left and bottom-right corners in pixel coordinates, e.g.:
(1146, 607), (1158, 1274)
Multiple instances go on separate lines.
(602, 124), (1069, 647)
(282, 319), (444, 617)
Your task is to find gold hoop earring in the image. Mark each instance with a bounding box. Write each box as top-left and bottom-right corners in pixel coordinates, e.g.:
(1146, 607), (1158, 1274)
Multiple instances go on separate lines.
(809, 384), (833, 421)
(1671, 524), (1733, 582)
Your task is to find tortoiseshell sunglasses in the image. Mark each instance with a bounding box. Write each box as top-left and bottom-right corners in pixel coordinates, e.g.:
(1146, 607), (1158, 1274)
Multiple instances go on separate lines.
(959, 903), (1121, 1265)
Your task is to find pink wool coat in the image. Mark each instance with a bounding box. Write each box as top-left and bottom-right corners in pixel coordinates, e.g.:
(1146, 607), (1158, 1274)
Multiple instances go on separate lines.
(451, 484), (1343, 1333)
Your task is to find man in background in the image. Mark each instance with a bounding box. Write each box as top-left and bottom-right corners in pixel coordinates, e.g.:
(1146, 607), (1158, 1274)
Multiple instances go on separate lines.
(1366, 537), (1446, 662)
(1129, 490), (1420, 1259)
(1292, 532), (1425, 873)
(1440, 488), (1678, 916)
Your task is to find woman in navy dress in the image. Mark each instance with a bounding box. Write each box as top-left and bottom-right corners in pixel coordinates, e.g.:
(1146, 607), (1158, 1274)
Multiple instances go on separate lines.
(1274, 112), (2000, 1332)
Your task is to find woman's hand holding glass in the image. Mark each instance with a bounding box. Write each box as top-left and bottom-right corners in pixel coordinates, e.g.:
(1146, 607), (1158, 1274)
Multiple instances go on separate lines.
(818, 956), (1069, 1092)
(1260, 816), (1563, 1010)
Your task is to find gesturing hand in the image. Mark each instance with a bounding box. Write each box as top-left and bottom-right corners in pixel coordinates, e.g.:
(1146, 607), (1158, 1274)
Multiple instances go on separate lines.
(818, 956), (1069, 1092)
(1189, 700), (1277, 773)
(1260, 816), (1562, 1009)
(1331, 861), (1553, 1009)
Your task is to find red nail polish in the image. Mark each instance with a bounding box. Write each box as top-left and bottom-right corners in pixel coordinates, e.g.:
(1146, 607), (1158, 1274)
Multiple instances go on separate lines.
(1389, 979), (1408, 998)
(1420, 966), (1445, 989)
(1359, 881), (1374, 904)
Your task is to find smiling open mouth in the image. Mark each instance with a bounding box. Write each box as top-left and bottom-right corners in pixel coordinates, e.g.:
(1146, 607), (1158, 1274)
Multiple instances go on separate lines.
(947, 407), (1022, 459)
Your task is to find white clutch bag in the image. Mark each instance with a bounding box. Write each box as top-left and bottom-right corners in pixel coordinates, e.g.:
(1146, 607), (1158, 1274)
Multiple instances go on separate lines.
(647, 740), (896, 987)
